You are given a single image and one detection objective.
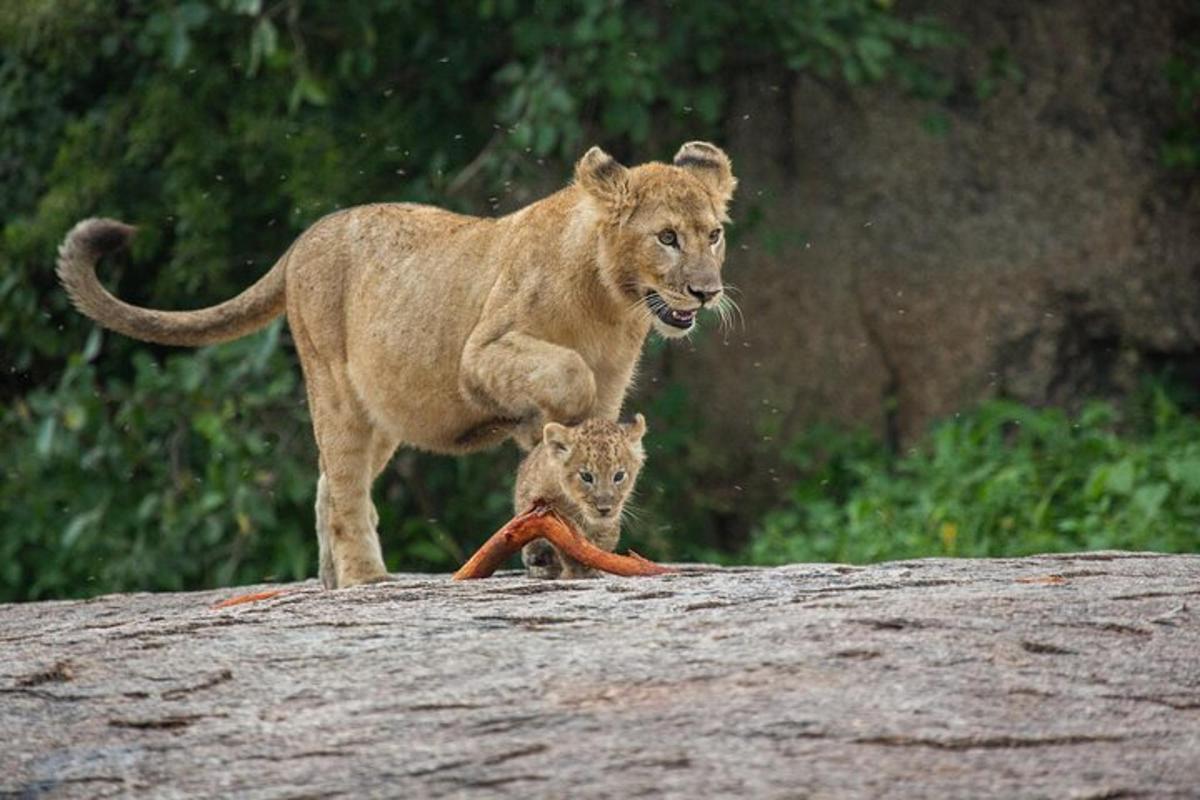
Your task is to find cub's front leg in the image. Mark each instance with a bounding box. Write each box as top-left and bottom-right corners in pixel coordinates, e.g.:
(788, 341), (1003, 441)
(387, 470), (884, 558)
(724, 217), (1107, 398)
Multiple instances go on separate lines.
(460, 330), (597, 448)
(521, 539), (564, 579)
(553, 523), (616, 579)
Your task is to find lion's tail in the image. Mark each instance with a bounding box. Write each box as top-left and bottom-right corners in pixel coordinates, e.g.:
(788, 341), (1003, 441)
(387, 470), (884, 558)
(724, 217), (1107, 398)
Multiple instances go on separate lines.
(56, 218), (287, 347)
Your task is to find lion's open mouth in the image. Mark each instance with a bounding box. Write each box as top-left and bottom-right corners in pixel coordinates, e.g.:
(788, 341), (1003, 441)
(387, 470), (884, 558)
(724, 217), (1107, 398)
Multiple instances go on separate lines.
(645, 291), (697, 330)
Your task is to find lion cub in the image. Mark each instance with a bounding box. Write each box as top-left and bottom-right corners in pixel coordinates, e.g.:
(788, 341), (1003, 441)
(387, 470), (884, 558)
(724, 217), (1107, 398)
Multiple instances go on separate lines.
(516, 415), (647, 579)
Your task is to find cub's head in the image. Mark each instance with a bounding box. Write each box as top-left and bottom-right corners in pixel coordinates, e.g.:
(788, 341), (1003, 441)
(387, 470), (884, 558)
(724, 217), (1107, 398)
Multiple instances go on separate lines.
(541, 415), (647, 523)
(575, 141), (738, 339)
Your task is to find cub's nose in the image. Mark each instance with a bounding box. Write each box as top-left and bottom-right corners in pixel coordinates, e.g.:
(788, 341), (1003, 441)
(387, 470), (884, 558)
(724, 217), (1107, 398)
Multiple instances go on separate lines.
(687, 285), (721, 306)
(595, 505), (614, 517)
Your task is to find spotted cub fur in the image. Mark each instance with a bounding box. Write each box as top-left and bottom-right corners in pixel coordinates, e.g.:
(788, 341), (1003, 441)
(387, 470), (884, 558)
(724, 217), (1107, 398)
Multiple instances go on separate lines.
(515, 415), (647, 579)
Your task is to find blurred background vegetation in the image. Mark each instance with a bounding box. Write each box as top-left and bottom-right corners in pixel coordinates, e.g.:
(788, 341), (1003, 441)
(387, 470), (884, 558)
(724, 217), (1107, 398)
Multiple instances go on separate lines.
(2, 0), (1197, 601)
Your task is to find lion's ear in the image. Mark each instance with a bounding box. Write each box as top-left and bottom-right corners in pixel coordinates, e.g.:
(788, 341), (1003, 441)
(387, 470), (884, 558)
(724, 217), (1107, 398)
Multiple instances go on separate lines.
(543, 422), (573, 458)
(575, 146), (630, 210)
(673, 141), (738, 210)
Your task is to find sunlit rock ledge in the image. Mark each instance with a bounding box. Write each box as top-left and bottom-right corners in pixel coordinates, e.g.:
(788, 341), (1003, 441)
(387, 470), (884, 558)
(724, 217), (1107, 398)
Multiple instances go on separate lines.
(3, 552), (1197, 798)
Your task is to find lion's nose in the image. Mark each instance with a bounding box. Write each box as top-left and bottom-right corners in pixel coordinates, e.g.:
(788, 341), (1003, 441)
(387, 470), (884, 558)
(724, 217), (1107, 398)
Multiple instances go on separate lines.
(687, 285), (721, 305)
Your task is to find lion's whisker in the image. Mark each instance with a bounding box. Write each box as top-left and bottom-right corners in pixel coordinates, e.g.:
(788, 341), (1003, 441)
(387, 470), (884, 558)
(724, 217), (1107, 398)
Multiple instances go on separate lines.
(717, 294), (745, 333)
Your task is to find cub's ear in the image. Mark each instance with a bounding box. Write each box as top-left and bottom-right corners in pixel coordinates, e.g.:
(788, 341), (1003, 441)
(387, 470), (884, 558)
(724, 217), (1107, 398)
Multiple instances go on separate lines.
(623, 413), (647, 442)
(575, 146), (630, 211)
(673, 141), (738, 210)
(624, 413), (647, 461)
(543, 422), (573, 457)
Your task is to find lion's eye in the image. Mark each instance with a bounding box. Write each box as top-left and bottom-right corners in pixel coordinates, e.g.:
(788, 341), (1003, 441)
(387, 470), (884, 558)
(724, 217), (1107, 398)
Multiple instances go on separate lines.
(709, 228), (722, 245)
(657, 229), (678, 247)
(613, 470), (626, 484)
(579, 471), (594, 484)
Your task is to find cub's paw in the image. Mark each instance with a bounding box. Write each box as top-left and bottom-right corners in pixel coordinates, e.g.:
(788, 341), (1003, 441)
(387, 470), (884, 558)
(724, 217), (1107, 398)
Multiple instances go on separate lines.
(559, 560), (600, 580)
(522, 539), (563, 580)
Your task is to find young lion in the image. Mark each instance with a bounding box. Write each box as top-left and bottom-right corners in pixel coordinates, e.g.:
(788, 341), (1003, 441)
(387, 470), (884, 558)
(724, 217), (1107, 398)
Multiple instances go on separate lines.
(56, 142), (736, 589)
(515, 415), (647, 579)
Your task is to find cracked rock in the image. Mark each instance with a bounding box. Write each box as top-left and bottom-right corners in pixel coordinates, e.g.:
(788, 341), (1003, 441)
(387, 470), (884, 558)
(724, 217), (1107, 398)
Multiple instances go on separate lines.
(2, 552), (1198, 798)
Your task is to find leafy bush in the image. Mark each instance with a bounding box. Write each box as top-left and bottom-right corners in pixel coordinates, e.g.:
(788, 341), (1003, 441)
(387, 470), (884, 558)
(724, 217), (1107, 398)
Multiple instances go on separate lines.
(0, 1), (959, 599)
(1, 323), (315, 600)
(746, 384), (1200, 566)
(1, 0), (955, 380)
(0, 318), (531, 601)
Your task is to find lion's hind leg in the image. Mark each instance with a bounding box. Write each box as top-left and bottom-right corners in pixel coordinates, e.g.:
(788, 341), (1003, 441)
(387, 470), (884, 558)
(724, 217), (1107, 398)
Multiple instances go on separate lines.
(304, 369), (393, 588)
(315, 428), (398, 588)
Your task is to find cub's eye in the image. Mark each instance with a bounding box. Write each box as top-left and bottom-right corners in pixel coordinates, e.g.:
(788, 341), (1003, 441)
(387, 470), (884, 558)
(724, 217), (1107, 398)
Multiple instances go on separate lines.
(709, 228), (723, 245)
(613, 470), (626, 484)
(657, 229), (678, 247)
(579, 471), (594, 484)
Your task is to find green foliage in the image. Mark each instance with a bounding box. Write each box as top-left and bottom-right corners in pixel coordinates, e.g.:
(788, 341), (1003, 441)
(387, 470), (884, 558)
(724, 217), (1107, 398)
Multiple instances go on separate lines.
(1162, 43), (1200, 170)
(0, 0), (960, 599)
(0, 315), (527, 601)
(746, 385), (1200, 566)
(971, 46), (1023, 103)
(487, 0), (954, 167)
(623, 376), (732, 561)
(1, 322), (316, 601)
(7, 1), (1195, 602)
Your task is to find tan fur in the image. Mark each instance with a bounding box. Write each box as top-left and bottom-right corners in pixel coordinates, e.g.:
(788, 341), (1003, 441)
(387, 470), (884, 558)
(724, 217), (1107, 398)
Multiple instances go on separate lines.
(515, 416), (647, 579)
(55, 143), (736, 588)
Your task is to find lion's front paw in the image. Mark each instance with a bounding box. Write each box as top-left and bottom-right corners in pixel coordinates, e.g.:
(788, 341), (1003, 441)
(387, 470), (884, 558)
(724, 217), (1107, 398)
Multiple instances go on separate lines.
(513, 418), (547, 451)
(542, 355), (597, 424)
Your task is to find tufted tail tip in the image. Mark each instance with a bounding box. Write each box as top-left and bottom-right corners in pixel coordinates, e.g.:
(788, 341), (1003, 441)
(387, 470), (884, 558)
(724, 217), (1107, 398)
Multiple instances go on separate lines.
(64, 218), (137, 258)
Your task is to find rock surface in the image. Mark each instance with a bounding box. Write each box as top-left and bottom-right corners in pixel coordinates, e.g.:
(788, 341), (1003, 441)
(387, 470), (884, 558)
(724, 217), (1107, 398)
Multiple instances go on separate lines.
(3, 552), (1198, 798)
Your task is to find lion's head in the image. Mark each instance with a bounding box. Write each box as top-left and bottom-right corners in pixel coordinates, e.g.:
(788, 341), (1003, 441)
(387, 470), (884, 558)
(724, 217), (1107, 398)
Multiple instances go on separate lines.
(575, 141), (738, 339)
